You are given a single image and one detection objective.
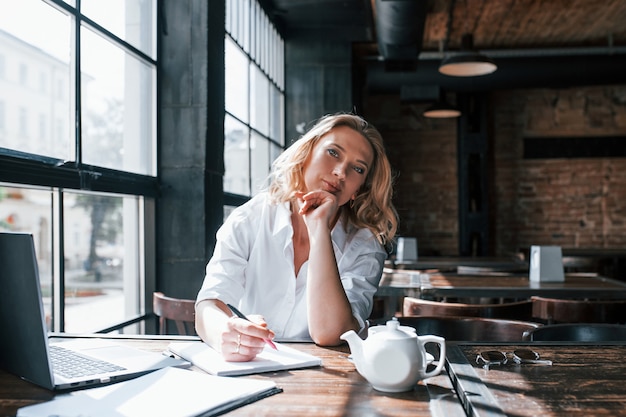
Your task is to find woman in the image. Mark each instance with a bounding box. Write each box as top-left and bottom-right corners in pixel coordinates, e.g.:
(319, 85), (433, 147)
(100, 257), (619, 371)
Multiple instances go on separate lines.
(195, 113), (398, 361)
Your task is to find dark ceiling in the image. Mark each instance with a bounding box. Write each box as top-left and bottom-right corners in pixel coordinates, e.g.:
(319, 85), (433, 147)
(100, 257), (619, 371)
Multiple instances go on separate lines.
(266, 0), (626, 93)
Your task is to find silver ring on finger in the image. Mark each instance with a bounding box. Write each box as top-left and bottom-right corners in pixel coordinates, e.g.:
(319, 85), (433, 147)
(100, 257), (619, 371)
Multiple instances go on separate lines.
(234, 333), (241, 354)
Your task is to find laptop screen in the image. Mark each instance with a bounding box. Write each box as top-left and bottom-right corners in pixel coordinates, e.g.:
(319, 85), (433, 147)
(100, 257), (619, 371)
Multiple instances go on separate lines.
(0, 232), (56, 389)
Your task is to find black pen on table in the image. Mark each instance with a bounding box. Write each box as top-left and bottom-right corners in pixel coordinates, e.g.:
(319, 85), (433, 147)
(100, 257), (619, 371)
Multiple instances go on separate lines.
(227, 303), (278, 350)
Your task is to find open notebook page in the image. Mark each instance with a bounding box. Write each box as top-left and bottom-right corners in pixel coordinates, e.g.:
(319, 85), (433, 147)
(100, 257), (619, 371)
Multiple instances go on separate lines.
(168, 341), (322, 376)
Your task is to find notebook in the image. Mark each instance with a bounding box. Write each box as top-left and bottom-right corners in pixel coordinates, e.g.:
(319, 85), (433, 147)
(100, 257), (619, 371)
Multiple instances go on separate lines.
(0, 232), (189, 391)
(17, 366), (282, 417)
(168, 340), (322, 376)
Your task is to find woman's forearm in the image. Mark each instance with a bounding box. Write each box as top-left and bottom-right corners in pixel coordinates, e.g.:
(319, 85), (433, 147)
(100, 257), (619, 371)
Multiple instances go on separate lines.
(195, 299), (231, 350)
(306, 230), (360, 345)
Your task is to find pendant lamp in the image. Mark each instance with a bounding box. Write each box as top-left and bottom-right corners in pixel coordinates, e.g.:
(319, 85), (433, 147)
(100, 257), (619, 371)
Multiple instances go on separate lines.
(423, 91), (460, 118)
(423, 102), (461, 118)
(439, 34), (497, 77)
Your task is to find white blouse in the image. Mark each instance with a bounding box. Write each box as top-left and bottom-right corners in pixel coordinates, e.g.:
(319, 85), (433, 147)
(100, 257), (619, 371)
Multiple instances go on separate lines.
(196, 192), (387, 341)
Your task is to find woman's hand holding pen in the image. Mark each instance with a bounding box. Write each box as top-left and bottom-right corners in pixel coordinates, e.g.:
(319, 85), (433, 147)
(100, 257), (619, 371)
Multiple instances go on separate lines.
(221, 314), (276, 362)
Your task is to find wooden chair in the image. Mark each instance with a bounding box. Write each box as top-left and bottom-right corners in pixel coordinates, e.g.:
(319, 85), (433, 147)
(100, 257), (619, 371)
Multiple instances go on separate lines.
(523, 323), (626, 342)
(403, 297), (533, 321)
(152, 292), (196, 335)
(397, 316), (542, 342)
(530, 296), (626, 324)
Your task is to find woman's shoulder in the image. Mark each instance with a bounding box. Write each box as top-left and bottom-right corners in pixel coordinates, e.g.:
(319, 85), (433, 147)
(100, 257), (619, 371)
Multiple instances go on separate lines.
(232, 193), (269, 211)
(224, 193), (283, 225)
(223, 193), (265, 223)
(339, 220), (386, 254)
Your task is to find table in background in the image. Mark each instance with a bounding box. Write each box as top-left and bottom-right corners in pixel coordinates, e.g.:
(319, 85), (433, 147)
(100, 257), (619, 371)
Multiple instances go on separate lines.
(0, 335), (464, 417)
(447, 342), (626, 416)
(418, 272), (626, 300)
(374, 270), (626, 319)
(388, 257), (528, 273)
(376, 256), (528, 319)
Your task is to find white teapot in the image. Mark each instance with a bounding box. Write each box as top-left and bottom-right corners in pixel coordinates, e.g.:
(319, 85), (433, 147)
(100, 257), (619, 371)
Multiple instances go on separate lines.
(340, 318), (446, 392)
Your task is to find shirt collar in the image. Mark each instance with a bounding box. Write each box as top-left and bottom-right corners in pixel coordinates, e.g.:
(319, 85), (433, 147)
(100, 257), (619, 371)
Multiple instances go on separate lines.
(331, 216), (349, 249)
(272, 200), (351, 242)
(273, 200), (293, 238)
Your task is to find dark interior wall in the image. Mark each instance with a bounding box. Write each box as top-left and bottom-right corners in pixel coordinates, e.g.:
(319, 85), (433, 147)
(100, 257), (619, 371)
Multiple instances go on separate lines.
(363, 95), (460, 256)
(285, 39), (354, 145)
(157, 0), (225, 299)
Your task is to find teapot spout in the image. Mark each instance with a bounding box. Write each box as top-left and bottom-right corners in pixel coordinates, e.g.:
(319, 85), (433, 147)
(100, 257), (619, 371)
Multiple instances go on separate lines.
(340, 330), (364, 363)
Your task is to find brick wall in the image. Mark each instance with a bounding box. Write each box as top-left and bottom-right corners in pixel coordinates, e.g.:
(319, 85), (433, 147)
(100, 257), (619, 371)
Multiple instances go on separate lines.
(365, 85), (626, 256)
(364, 95), (459, 255)
(493, 85), (626, 255)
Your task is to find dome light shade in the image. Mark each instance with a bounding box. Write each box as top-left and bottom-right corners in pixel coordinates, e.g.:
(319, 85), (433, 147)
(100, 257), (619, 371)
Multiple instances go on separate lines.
(439, 34), (497, 77)
(439, 52), (497, 77)
(423, 101), (461, 118)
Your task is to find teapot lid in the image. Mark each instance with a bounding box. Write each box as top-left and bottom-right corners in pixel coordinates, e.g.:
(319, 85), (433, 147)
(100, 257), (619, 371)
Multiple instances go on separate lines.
(378, 317), (414, 340)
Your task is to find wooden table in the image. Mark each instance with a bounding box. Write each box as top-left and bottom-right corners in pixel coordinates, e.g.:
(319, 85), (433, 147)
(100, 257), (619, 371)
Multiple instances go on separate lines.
(446, 342), (626, 417)
(374, 270), (626, 319)
(419, 272), (626, 300)
(389, 257), (528, 273)
(0, 335), (464, 417)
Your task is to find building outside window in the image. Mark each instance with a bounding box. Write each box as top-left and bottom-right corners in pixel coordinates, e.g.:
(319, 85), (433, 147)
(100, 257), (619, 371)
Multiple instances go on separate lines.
(0, 0), (156, 333)
(224, 0), (285, 216)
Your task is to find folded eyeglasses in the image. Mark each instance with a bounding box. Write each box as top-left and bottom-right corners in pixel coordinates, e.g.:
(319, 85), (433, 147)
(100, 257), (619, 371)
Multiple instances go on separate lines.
(476, 349), (552, 369)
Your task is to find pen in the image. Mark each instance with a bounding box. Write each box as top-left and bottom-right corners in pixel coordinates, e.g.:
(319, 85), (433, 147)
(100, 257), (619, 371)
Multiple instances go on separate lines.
(227, 303), (278, 350)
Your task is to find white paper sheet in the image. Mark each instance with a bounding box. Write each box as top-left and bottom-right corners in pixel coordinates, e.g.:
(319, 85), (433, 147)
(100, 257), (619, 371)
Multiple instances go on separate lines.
(17, 367), (280, 417)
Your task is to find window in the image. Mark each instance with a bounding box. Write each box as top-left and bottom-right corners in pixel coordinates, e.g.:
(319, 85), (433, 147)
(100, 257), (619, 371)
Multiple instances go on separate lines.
(0, 0), (157, 333)
(0, 101), (5, 133)
(224, 0), (284, 203)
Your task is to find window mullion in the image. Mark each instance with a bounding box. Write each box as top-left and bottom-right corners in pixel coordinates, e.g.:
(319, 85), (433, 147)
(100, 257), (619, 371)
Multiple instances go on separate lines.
(74, 3), (82, 166)
(52, 189), (64, 332)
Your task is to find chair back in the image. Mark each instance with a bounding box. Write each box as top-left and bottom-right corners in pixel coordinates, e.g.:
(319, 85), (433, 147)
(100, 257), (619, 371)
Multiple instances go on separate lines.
(397, 316), (542, 342)
(523, 323), (626, 342)
(403, 297), (533, 321)
(531, 296), (626, 324)
(152, 292), (196, 335)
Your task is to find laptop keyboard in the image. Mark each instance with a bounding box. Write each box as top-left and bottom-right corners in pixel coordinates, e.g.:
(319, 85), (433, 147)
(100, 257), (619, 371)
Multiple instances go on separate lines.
(49, 345), (127, 379)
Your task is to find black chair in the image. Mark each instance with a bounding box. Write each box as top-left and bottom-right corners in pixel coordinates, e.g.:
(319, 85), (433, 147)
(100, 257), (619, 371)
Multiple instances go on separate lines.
(397, 316), (542, 342)
(523, 323), (626, 341)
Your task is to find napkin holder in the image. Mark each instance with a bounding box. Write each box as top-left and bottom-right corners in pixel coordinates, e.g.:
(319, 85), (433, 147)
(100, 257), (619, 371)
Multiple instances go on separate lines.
(529, 245), (564, 282)
(396, 237), (418, 262)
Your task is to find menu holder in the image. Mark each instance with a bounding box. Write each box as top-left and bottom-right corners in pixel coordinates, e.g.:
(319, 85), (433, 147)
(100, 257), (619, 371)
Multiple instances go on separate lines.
(17, 366), (282, 417)
(530, 245), (565, 282)
(168, 341), (322, 376)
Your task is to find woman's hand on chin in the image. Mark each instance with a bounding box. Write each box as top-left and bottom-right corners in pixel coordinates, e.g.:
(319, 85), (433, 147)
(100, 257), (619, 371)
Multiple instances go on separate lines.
(295, 190), (338, 228)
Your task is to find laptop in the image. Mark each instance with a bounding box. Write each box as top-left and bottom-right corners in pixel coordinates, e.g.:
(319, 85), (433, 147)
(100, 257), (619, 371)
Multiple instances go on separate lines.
(0, 232), (189, 391)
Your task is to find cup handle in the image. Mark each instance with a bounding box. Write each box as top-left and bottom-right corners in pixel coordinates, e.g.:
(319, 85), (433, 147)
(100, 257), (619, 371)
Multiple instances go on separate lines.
(417, 335), (446, 378)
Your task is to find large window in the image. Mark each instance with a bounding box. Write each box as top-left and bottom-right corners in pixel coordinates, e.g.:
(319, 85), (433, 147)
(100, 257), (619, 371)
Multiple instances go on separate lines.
(0, 0), (157, 333)
(224, 0), (284, 212)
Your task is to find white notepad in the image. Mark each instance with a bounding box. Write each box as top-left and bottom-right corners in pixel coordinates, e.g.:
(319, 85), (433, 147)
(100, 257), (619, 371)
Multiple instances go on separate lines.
(17, 367), (281, 417)
(168, 341), (322, 376)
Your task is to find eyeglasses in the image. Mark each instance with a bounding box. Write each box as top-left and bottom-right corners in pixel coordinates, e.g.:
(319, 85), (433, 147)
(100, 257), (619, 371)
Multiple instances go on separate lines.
(476, 349), (553, 369)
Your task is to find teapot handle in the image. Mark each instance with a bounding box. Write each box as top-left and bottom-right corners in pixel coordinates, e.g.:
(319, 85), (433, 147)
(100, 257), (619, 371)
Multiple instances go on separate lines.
(417, 335), (446, 379)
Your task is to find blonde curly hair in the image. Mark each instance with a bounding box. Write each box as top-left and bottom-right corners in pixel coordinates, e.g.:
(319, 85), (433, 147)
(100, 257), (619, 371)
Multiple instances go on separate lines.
(267, 113), (398, 247)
